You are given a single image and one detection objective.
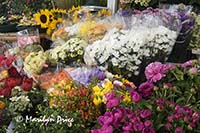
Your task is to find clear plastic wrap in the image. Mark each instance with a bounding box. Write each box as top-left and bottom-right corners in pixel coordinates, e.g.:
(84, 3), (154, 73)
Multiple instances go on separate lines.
(83, 11), (181, 78)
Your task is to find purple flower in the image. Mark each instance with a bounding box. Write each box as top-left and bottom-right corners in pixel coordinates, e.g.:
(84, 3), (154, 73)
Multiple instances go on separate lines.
(181, 60), (193, 68)
(165, 123), (172, 130)
(112, 108), (123, 127)
(105, 92), (119, 108)
(130, 90), (142, 103)
(175, 127), (183, 133)
(189, 67), (198, 74)
(122, 122), (133, 132)
(92, 125), (113, 133)
(106, 97), (119, 109)
(69, 67), (105, 85)
(142, 127), (155, 133)
(98, 112), (113, 126)
(189, 122), (196, 129)
(138, 82), (154, 98)
(156, 98), (164, 105)
(163, 82), (173, 88)
(140, 109), (152, 119)
(133, 121), (144, 132)
(144, 120), (152, 127)
(145, 62), (166, 82)
(167, 115), (174, 122)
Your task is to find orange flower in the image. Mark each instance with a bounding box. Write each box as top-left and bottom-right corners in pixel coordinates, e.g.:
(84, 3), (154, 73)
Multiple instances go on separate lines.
(0, 100), (5, 110)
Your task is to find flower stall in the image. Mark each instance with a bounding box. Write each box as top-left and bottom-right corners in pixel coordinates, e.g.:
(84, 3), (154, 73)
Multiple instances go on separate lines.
(0, 0), (200, 133)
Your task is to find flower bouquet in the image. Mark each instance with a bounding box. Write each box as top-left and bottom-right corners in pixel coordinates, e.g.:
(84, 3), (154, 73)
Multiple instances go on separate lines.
(84, 13), (179, 83)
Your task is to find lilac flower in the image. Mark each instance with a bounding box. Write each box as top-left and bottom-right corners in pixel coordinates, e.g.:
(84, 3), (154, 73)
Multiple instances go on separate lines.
(98, 112), (113, 126)
(140, 109), (152, 119)
(69, 67), (105, 85)
(144, 120), (152, 127)
(189, 67), (198, 74)
(122, 122), (133, 132)
(142, 127), (155, 133)
(165, 123), (172, 130)
(130, 90), (142, 103)
(175, 127), (183, 133)
(181, 60), (193, 68)
(138, 82), (154, 98)
(145, 62), (166, 83)
(133, 121), (144, 132)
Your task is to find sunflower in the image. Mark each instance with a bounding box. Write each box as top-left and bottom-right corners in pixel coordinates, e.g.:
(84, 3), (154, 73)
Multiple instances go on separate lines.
(50, 8), (66, 14)
(48, 18), (63, 35)
(34, 9), (53, 28)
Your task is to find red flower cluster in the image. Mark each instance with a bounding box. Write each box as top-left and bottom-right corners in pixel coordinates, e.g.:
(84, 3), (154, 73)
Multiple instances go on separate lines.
(0, 56), (33, 97)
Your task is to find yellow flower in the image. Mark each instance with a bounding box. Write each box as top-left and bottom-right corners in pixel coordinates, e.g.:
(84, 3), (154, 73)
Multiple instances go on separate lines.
(34, 9), (53, 28)
(51, 8), (66, 14)
(0, 70), (8, 80)
(93, 97), (102, 106)
(0, 100), (5, 110)
(98, 9), (112, 17)
(93, 86), (101, 93)
(73, 11), (79, 23)
(80, 21), (96, 37)
(46, 28), (53, 35)
(49, 99), (56, 107)
(103, 80), (114, 90)
(123, 93), (131, 103)
(101, 88), (111, 96)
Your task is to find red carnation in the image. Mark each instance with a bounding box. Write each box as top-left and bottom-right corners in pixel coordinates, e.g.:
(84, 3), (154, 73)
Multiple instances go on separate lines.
(0, 87), (12, 97)
(21, 77), (33, 91)
(8, 66), (21, 78)
(4, 77), (21, 88)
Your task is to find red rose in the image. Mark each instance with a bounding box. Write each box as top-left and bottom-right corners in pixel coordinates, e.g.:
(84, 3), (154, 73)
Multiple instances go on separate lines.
(8, 67), (21, 78)
(4, 77), (21, 88)
(0, 56), (15, 69)
(0, 87), (12, 97)
(21, 77), (33, 91)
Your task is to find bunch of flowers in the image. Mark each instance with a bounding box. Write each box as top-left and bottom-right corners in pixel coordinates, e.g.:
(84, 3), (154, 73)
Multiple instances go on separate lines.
(34, 8), (66, 35)
(85, 24), (177, 77)
(68, 67), (105, 86)
(190, 14), (200, 49)
(45, 71), (101, 130)
(0, 56), (34, 97)
(49, 38), (86, 65)
(24, 51), (49, 75)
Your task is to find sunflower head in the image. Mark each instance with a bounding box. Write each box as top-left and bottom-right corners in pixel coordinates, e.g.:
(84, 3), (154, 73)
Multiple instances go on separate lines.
(34, 9), (53, 28)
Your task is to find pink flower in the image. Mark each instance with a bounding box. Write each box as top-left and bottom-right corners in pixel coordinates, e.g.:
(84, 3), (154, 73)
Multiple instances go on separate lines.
(165, 123), (172, 130)
(105, 92), (119, 109)
(130, 90), (142, 103)
(91, 125), (113, 133)
(144, 120), (152, 127)
(122, 122), (133, 132)
(189, 67), (198, 74)
(138, 82), (154, 98)
(181, 60), (193, 68)
(145, 62), (166, 83)
(133, 121), (144, 132)
(140, 109), (152, 119)
(175, 127), (183, 133)
(142, 127), (155, 133)
(98, 112), (113, 126)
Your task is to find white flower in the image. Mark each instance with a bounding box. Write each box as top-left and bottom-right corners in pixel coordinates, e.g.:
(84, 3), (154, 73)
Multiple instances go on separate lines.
(20, 96), (30, 102)
(10, 96), (19, 102)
